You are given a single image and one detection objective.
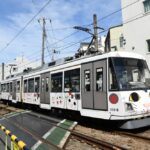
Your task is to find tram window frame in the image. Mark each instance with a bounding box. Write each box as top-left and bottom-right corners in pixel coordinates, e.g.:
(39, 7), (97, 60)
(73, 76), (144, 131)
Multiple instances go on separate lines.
(35, 77), (40, 93)
(16, 81), (20, 92)
(64, 68), (80, 92)
(109, 58), (119, 91)
(24, 80), (27, 93)
(10, 82), (13, 92)
(84, 70), (91, 92)
(96, 68), (103, 92)
(51, 72), (62, 92)
(28, 78), (34, 93)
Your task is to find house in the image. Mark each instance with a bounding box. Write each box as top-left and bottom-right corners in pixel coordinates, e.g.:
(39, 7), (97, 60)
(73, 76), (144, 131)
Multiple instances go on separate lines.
(0, 56), (40, 81)
(121, 0), (150, 66)
(105, 25), (124, 52)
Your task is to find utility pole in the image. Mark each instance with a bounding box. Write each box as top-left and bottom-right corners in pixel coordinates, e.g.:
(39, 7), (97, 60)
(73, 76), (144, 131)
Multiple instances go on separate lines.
(38, 17), (46, 66)
(93, 14), (99, 51)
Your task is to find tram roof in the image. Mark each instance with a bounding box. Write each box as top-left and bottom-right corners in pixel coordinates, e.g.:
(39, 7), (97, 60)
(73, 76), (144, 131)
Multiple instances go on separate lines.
(1, 51), (146, 82)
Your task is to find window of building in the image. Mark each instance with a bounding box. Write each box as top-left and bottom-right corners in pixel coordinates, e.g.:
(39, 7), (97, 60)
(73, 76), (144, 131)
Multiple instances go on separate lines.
(13, 67), (18, 72)
(120, 35), (124, 48)
(28, 78), (34, 93)
(96, 68), (103, 91)
(16, 81), (20, 92)
(111, 46), (117, 51)
(51, 72), (62, 92)
(64, 68), (80, 92)
(24, 80), (27, 93)
(144, 0), (150, 13)
(35, 77), (40, 93)
(84, 70), (91, 92)
(147, 39), (150, 52)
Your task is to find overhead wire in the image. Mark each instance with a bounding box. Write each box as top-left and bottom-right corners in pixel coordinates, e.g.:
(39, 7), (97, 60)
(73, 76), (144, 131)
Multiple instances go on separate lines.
(0, 0), (143, 67)
(0, 0), (53, 53)
(85, 0), (140, 27)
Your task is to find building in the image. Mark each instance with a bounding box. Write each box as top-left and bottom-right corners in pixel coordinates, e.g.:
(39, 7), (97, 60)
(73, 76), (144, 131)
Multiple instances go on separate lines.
(105, 25), (124, 52)
(78, 36), (106, 55)
(121, 0), (150, 66)
(0, 56), (40, 81)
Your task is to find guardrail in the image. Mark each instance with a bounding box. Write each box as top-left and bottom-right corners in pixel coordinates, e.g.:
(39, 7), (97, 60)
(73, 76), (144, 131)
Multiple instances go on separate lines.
(0, 124), (28, 150)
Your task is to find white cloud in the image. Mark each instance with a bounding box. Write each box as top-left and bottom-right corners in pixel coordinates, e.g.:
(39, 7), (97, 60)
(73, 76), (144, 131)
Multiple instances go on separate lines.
(0, 0), (121, 64)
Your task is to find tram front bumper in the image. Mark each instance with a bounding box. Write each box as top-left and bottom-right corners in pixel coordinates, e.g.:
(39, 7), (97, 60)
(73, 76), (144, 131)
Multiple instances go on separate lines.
(119, 116), (150, 129)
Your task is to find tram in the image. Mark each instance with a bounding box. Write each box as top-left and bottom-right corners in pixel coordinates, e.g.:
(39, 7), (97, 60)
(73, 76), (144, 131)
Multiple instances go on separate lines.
(1, 51), (150, 129)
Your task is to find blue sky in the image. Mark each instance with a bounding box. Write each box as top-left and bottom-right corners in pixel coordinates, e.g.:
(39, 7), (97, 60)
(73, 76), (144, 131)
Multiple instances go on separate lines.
(0, 0), (122, 64)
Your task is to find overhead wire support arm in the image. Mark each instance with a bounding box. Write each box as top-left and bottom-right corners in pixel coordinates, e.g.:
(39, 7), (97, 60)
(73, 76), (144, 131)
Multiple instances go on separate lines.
(74, 14), (104, 53)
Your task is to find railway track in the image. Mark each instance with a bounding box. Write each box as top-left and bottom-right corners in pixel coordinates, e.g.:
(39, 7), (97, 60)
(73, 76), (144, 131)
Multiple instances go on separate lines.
(0, 104), (150, 150)
(116, 131), (150, 143)
(0, 104), (19, 116)
(29, 112), (128, 150)
(0, 105), (127, 150)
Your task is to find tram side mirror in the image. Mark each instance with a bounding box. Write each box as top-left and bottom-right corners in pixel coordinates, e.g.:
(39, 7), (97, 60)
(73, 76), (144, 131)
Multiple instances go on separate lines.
(145, 78), (150, 87)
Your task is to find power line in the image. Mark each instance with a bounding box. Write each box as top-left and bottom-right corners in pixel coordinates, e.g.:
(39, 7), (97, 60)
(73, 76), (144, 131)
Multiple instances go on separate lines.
(0, 0), (52, 53)
(85, 0), (140, 27)
(0, 0), (144, 67)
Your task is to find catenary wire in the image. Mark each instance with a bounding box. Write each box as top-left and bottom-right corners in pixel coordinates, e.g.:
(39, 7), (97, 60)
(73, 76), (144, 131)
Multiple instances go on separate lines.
(0, 0), (53, 53)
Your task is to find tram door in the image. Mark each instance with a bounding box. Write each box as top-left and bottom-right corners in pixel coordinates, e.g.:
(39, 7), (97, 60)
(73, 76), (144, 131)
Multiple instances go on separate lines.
(40, 72), (50, 104)
(12, 80), (16, 100)
(81, 59), (107, 110)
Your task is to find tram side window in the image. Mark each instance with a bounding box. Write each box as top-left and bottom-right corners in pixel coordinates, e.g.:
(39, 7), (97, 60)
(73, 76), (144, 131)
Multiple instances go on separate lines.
(28, 78), (34, 93)
(96, 68), (103, 91)
(51, 72), (62, 92)
(10, 83), (12, 92)
(64, 68), (80, 92)
(35, 77), (40, 93)
(84, 70), (91, 92)
(6, 83), (9, 92)
(16, 81), (20, 92)
(24, 80), (27, 93)
(3, 84), (6, 92)
(46, 77), (49, 92)
(1, 84), (4, 92)
(41, 78), (44, 92)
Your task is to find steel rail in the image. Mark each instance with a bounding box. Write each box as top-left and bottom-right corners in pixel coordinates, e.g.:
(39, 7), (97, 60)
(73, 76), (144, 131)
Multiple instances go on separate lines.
(28, 112), (127, 150)
(117, 131), (150, 142)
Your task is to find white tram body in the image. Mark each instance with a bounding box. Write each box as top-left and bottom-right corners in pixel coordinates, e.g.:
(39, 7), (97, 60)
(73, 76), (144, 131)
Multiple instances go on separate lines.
(1, 51), (150, 129)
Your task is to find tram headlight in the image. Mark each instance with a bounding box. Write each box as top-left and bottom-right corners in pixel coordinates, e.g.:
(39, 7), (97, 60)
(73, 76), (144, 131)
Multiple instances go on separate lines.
(109, 94), (118, 104)
(125, 103), (133, 111)
(129, 92), (140, 102)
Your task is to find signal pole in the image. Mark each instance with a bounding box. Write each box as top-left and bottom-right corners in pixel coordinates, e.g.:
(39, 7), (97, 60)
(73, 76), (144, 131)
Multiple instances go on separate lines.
(93, 14), (99, 51)
(38, 17), (46, 66)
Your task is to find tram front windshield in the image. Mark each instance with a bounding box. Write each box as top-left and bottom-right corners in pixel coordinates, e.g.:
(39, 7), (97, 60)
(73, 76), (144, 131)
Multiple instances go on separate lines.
(109, 57), (150, 91)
